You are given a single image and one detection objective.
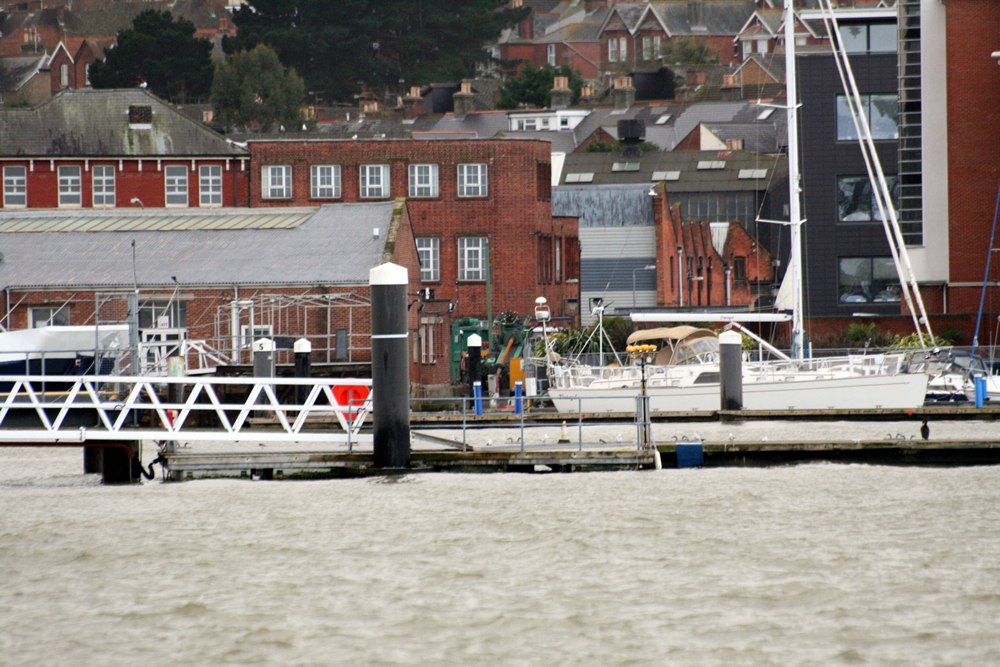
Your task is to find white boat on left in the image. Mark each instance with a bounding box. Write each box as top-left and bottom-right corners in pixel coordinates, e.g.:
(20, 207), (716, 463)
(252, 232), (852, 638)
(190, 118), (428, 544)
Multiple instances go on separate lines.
(0, 325), (128, 378)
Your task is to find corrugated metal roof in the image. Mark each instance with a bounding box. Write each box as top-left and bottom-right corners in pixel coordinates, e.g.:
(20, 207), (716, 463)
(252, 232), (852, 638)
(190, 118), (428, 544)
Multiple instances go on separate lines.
(0, 208), (317, 233)
(0, 202), (401, 289)
(554, 184), (654, 227)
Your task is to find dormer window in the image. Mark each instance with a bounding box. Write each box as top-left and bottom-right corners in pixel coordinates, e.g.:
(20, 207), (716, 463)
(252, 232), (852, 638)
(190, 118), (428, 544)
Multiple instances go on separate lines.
(128, 105), (153, 128)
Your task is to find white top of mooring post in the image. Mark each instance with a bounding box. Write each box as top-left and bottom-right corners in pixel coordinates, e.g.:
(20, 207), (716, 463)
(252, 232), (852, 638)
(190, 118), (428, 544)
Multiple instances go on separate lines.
(253, 337), (275, 352)
(369, 262), (408, 286)
(294, 338), (312, 353)
(719, 331), (742, 345)
(467, 333), (482, 347)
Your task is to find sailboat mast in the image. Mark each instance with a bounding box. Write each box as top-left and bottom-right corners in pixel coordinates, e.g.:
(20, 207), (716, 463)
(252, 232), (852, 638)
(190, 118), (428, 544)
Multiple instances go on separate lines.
(784, 0), (805, 360)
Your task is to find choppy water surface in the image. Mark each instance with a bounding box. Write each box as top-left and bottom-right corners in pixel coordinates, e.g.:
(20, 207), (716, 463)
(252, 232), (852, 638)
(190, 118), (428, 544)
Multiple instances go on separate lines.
(2, 444), (1000, 666)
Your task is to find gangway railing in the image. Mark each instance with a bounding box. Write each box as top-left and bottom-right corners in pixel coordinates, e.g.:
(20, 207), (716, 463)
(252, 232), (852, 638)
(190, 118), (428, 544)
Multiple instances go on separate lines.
(0, 375), (373, 444)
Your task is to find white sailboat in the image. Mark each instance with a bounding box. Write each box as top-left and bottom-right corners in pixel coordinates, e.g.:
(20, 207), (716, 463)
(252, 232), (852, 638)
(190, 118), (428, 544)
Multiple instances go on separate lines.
(545, 0), (930, 413)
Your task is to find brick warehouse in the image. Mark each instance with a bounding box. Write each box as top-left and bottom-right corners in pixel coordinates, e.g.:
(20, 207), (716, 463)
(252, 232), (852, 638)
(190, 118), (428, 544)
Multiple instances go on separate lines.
(246, 138), (581, 381)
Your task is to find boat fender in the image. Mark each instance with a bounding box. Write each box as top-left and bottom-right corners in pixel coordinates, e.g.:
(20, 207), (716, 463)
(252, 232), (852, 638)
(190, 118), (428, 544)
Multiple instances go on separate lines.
(139, 454), (166, 481)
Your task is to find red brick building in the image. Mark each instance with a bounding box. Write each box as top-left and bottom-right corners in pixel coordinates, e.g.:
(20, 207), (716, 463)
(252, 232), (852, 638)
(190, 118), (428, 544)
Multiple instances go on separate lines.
(0, 88), (249, 210)
(245, 139), (581, 377)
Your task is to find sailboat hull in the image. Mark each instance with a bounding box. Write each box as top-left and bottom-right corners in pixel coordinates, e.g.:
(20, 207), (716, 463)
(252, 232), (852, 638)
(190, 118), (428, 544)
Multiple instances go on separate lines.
(548, 372), (929, 413)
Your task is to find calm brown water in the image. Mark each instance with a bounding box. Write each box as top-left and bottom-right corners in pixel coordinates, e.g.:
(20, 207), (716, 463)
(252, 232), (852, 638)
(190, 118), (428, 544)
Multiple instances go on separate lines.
(2, 443), (999, 666)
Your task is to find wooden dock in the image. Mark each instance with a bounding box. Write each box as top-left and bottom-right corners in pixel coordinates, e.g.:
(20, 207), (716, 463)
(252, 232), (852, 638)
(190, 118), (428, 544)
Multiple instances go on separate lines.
(162, 437), (1000, 480)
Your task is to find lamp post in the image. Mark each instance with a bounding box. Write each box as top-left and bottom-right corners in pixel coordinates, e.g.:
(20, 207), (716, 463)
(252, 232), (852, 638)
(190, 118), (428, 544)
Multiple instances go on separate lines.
(631, 264), (656, 309)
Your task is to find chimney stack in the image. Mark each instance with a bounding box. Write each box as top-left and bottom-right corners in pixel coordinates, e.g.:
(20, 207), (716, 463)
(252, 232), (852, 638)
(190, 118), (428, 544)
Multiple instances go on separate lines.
(688, 0), (705, 28)
(612, 77), (635, 110)
(452, 81), (476, 118)
(580, 83), (601, 105)
(402, 86), (424, 119)
(549, 75), (573, 109)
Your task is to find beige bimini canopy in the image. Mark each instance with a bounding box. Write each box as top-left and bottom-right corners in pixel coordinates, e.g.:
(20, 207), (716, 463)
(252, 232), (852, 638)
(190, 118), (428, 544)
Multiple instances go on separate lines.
(626, 326), (719, 366)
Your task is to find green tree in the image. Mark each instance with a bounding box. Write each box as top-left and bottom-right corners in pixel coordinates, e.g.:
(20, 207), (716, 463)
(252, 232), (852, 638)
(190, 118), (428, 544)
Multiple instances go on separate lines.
(89, 9), (213, 103)
(227, 0), (529, 104)
(659, 38), (721, 66)
(498, 63), (584, 109)
(211, 44), (305, 133)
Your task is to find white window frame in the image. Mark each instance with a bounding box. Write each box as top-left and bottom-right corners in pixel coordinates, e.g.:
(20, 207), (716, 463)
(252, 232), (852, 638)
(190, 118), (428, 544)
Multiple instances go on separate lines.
(30, 306), (70, 328)
(3, 165), (27, 207)
(547, 44), (556, 66)
(92, 165), (115, 207)
(240, 324), (273, 349)
(458, 237), (487, 281)
(408, 164), (439, 198)
(310, 164), (341, 199)
(619, 37), (627, 61)
(642, 37), (653, 61)
(608, 38), (618, 62)
(57, 165), (81, 207)
(416, 237), (440, 282)
(360, 164), (390, 198)
(199, 164), (223, 207)
(262, 165), (292, 199)
(458, 163), (488, 198)
(164, 165), (189, 207)
(59, 63), (69, 88)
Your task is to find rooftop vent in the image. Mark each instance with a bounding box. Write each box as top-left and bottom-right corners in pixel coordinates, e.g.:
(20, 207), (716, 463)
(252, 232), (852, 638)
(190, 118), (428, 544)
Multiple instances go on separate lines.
(128, 105), (152, 125)
(617, 119), (645, 158)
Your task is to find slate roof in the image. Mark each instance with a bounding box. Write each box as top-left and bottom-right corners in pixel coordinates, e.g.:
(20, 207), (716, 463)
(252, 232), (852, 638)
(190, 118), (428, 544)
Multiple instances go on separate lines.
(0, 207), (316, 234)
(0, 202), (402, 289)
(648, 1), (755, 36)
(553, 183), (655, 228)
(410, 110), (511, 140)
(0, 88), (247, 157)
(702, 121), (781, 154)
(558, 149), (787, 190)
(0, 55), (46, 93)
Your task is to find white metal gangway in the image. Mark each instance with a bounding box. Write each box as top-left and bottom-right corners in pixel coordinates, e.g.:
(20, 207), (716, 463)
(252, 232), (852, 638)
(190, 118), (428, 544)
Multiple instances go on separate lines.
(0, 375), (373, 445)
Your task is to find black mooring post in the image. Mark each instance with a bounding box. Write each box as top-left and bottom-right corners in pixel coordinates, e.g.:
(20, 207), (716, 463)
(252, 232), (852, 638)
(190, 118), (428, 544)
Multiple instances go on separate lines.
(83, 447), (102, 474)
(466, 333), (482, 398)
(294, 338), (312, 406)
(370, 263), (410, 469)
(102, 445), (139, 484)
(719, 330), (743, 411)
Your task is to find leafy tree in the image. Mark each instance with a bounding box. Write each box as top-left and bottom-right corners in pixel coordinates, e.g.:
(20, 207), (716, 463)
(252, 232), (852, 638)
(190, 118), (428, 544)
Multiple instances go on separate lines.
(498, 63), (583, 110)
(227, 0), (529, 104)
(584, 139), (660, 153)
(89, 9), (213, 103)
(211, 44), (305, 133)
(659, 38), (721, 66)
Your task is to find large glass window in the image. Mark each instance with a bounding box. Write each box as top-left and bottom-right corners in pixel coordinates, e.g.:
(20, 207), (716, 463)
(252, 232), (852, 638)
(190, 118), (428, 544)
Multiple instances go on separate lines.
(416, 237), (440, 282)
(458, 237), (487, 281)
(199, 165), (223, 206)
(458, 163), (488, 197)
(262, 165), (292, 199)
(408, 164), (439, 198)
(58, 165), (81, 207)
(92, 165), (115, 207)
(837, 94), (898, 141)
(837, 175), (899, 222)
(360, 164), (390, 198)
(3, 165), (26, 207)
(839, 257), (899, 304)
(838, 22), (896, 53)
(311, 165), (341, 199)
(139, 300), (187, 329)
(165, 165), (188, 207)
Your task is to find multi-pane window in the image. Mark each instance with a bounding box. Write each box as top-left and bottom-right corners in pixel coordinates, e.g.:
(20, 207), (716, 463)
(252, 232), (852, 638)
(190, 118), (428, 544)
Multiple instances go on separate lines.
(311, 165), (341, 199)
(458, 237), (487, 281)
(262, 165), (292, 199)
(408, 164), (439, 198)
(3, 166), (26, 207)
(416, 237), (440, 282)
(547, 44), (556, 66)
(92, 165), (115, 207)
(29, 306), (70, 328)
(360, 164), (390, 198)
(199, 165), (223, 206)
(642, 36), (661, 61)
(57, 165), (81, 206)
(165, 165), (188, 206)
(836, 94), (898, 141)
(839, 257), (899, 304)
(837, 175), (899, 222)
(458, 163), (488, 197)
(838, 22), (896, 53)
(619, 37), (627, 61)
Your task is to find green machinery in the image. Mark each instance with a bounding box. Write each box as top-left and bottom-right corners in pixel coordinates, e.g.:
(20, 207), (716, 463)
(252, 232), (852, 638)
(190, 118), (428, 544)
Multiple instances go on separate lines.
(449, 312), (532, 391)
